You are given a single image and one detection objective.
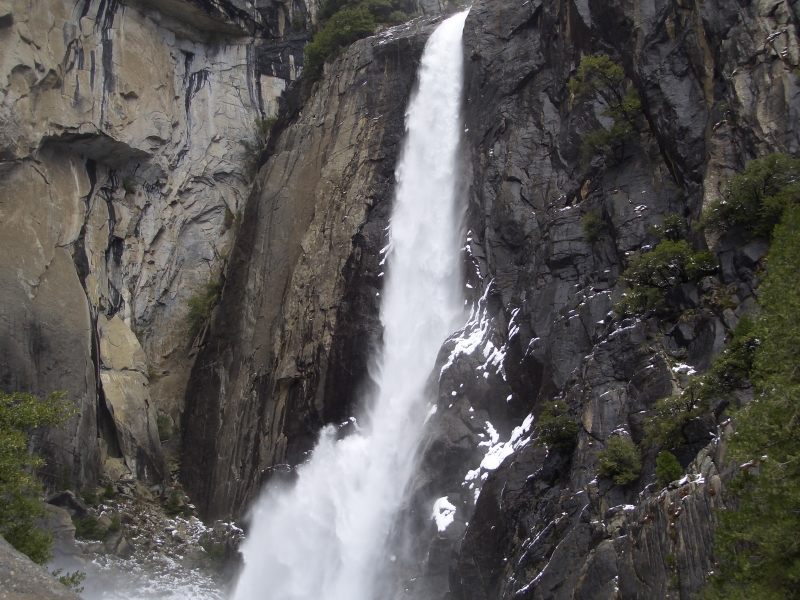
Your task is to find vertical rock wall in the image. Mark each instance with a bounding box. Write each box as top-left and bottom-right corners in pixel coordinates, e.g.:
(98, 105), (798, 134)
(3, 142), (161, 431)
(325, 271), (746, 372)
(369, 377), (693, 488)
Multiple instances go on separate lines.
(181, 16), (445, 519)
(386, 0), (800, 599)
(0, 0), (265, 487)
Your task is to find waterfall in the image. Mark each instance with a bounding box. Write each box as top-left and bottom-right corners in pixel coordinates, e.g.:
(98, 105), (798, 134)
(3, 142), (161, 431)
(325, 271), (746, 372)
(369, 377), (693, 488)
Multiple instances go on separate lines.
(232, 11), (469, 600)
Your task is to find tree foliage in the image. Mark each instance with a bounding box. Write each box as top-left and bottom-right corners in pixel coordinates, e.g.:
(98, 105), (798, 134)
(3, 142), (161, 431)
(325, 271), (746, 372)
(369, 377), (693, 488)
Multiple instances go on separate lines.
(701, 153), (800, 240)
(655, 450), (683, 487)
(538, 401), (580, 452)
(645, 317), (757, 448)
(703, 204), (800, 599)
(186, 278), (224, 341)
(304, 7), (376, 82)
(567, 54), (641, 163)
(0, 390), (75, 564)
(581, 211), (607, 244)
(597, 435), (642, 485)
(648, 214), (687, 242)
(616, 239), (717, 315)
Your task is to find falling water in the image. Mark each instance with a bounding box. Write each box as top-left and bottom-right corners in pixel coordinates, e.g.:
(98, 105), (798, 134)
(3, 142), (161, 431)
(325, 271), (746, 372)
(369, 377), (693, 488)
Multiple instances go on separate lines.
(233, 11), (469, 600)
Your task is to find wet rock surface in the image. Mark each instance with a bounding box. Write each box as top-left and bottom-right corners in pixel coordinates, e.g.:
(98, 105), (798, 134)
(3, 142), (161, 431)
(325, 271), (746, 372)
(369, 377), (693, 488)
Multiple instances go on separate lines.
(182, 16), (446, 518)
(0, 536), (81, 600)
(384, 0), (799, 598)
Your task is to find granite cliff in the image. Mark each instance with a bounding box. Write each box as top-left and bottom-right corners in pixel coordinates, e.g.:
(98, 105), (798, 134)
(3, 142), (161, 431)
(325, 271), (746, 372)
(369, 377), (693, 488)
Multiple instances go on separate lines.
(0, 0), (294, 490)
(2, 0), (798, 597)
(183, 0), (798, 597)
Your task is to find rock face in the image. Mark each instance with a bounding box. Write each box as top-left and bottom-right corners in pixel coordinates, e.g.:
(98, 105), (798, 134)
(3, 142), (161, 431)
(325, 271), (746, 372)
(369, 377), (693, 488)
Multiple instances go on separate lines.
(182, 0), (797, 596)
(0, 535), (81, 600)
(0, 0), (270, 488)
(181, 15), (445, 518)
(3, 0), (797, 596)
(384, 0), (799, 598)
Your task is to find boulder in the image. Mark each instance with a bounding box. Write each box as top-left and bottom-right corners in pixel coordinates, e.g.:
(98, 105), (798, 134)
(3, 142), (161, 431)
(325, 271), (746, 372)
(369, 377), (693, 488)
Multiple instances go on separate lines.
(0, 535), (81, 599)
(100, 370), (165, 483)
(99, 316), (147, 374)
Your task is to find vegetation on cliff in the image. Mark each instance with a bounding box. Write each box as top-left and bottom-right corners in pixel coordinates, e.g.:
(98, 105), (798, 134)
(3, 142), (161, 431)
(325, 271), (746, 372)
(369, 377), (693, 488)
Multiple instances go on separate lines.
(0, 390), (74, 564)
(567, 54), (641, 164)
(703, 201), (800, 599)
(304, 0), (415, 81)
(597, 435), (642, 485)
(537, 401), (580, 451)
(625, 154), (800, 597)
(616, 237), (717, 315)
(186, 278), (224, 341)
(701, 153), (800, 240)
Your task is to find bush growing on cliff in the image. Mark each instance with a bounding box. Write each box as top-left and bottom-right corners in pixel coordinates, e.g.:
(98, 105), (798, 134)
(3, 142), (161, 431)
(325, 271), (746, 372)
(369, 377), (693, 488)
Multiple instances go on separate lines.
(648, 214), (687, 242)
(567, 54), (641, 164)
(615, 239), (717, 315)
(305, 0), (415, 82)
(186, 278), (224, 341)
(655, 450), (682, 487)
(597, 435), (642, 485)
(0, 390), (75, 564)
(538, 401), (580, 451)
(702, 204), (800, 599)
(701, 153), (800, 240)
(645, 316), (758, 448)
(241, 117), (277, 175)
(581, 211), (607, 244)
(304, 7), (376, 82)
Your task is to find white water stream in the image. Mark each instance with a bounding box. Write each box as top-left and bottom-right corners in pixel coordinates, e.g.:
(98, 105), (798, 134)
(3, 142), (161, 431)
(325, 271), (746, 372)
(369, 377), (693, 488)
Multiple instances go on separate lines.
(233, 11), (469, 600)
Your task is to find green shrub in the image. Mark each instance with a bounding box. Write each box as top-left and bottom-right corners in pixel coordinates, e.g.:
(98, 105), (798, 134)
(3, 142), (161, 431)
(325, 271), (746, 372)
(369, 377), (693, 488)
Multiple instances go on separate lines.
(581, 211), (607, 244)
(0, 390), (75, 564)
(701, 153), (800, 240)
(165, 490), (191, 518)
(103, 480), (115, 500)
(81, 488), (99, 506)
(538, 401), (580, 451)
(73, 514), (109, 541)
(655, 450), (683, 487)
(702, 204), (800, 599)
(648, 214), (687, 241)
(597, 435), (642, 485)
(199, 532), (227, 563)
(304, 7), (375, 81)
(616, 240), (717, 315)
(568, 54), (641, 164)
(52, 569), (86, 594)
(107, 514), (121, 533)
(157, 412), (173, 443)
(241, 117), (278, 175)
(645, 317), (757, 448)
(122, 178), (137, 195)
(186, 278), (224, 340)
(622, 240), (716, 289)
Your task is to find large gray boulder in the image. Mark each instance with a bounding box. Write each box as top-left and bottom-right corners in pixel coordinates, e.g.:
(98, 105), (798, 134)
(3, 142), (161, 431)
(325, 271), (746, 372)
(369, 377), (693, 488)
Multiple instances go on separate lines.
(0, 536), (81, 600)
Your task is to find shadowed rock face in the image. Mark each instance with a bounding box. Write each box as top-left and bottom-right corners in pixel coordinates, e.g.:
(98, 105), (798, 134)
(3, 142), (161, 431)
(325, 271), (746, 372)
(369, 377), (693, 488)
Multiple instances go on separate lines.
(383, 0), (799, 599)
(181, 16), (447, 519)
(184, 0), (796, 595)
(0, 535), (82, 600)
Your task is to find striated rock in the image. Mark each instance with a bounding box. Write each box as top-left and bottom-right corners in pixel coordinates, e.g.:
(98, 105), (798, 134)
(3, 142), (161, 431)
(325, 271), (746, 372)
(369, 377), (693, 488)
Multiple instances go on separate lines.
(0, 535), (81, 600)
(182, 16), (445, 518)
(0, 0), (266, 489)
